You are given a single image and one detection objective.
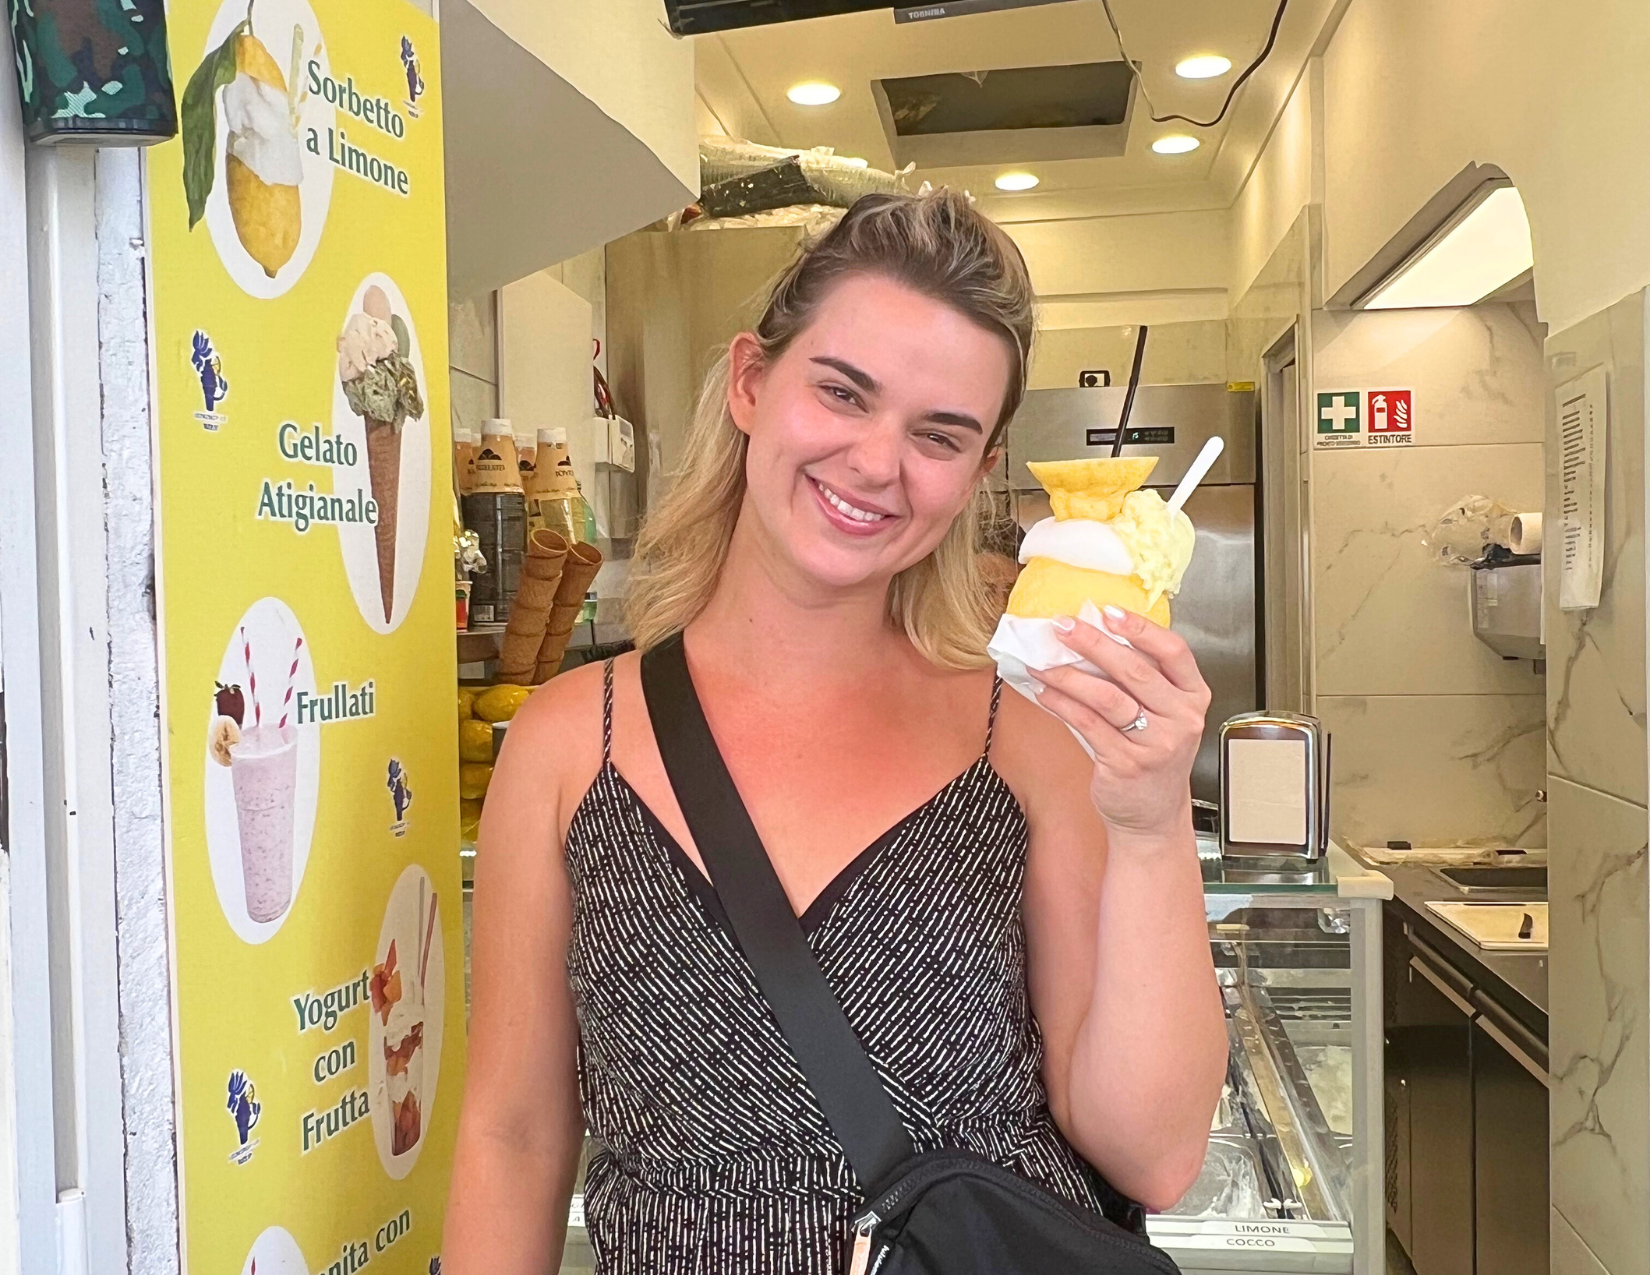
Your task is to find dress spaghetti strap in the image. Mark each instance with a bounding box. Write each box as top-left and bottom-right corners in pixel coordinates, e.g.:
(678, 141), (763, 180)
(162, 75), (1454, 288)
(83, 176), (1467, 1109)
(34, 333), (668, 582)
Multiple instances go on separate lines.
(602, 657), (615, 766)
(984, 676), (1004, 758)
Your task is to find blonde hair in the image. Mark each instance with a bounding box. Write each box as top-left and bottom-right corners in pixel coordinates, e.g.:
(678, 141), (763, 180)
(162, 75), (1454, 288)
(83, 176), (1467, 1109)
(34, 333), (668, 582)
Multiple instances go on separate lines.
(626, 189), (1036, 669)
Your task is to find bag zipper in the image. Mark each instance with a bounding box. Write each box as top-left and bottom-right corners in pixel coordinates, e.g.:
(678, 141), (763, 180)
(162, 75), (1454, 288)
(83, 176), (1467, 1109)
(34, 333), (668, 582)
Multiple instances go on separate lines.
(846, 1214), (878, 1275)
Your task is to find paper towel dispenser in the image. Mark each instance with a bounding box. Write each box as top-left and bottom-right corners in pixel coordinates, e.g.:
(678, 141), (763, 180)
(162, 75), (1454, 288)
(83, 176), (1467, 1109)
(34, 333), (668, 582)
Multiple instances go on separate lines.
(1470, 550), (1543, 662)
(1219, 712), (1330, 860)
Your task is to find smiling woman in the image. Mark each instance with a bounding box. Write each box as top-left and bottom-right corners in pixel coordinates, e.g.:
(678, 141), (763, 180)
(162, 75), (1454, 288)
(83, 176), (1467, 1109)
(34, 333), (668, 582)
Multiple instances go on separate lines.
(447, 190), (1225, 1275)
(626, 190), (1034, 667)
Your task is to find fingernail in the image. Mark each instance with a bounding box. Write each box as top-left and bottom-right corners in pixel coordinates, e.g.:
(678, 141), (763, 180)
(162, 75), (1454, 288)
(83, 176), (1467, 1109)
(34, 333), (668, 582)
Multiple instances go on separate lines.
(1103, 605), (1128, 623)
(1029, 678), (1045, 696)
(1052, 615), (1076, 633)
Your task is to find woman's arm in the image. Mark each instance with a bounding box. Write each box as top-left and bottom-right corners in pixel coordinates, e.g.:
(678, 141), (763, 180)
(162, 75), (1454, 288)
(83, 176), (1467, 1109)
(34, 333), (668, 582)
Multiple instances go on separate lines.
(443, 667), (604, 1273)
(1001, 608), (1226, 1212)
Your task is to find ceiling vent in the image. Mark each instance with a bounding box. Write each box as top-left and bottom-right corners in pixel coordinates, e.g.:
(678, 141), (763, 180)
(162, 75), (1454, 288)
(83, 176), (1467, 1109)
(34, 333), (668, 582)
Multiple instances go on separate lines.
(873, 61), (1135, 167)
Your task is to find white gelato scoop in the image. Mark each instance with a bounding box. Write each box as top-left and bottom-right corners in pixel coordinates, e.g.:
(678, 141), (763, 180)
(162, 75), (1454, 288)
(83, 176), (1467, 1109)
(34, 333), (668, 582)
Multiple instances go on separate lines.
(1018, 516), (1135, 576)
(221, 72), (303, 188)
(337, 312), (399, 381)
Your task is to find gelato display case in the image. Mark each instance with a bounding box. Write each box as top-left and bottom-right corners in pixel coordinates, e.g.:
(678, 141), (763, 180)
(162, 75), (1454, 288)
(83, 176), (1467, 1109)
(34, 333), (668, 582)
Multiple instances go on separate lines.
(1149, 847), (1389, 1275)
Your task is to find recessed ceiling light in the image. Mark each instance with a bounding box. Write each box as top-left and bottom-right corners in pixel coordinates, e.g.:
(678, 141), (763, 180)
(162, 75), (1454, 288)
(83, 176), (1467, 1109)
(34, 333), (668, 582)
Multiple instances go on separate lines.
(1175, 55), (1232, 79)
(1363, 186), (1535, 309)
(1152, 134), (1200, 154)
(787, 81), (841, 106)
(994, 171), (1040, 191)
(841, 156), (869, 168)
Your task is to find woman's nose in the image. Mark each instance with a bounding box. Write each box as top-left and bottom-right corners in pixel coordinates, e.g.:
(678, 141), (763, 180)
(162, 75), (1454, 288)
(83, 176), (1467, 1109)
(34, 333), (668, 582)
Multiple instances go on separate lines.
(843, 416), (902, 485)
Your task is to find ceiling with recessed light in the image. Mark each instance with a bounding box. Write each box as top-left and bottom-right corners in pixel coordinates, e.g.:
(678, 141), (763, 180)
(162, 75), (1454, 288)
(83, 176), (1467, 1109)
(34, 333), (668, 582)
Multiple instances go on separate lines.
(694, 0), (1344, 223)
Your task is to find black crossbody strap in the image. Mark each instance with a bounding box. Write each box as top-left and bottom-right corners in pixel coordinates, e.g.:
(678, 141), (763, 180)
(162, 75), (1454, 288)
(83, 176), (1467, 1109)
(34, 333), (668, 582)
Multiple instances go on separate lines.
(640, 634), (915, 1189)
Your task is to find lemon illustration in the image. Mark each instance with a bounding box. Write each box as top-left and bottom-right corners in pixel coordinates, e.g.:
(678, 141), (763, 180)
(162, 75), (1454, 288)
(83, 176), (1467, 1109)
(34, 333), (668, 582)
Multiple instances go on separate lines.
(226, 32), (301, 278)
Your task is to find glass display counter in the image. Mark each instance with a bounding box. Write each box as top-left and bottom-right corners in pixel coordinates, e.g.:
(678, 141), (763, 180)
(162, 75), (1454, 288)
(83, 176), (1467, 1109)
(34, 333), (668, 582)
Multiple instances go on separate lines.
(1149, 845), (1388, 1275)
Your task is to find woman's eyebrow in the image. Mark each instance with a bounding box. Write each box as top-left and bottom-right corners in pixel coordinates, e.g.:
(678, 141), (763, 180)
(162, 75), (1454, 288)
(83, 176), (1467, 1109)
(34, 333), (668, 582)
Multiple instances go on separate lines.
(811, 356), (983, 432)
(810, 356), (879, 394)
(924, 410), (983, 433)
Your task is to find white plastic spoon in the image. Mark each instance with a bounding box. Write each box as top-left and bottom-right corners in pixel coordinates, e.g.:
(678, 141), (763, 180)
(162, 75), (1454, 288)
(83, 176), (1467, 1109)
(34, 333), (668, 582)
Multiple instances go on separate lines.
(1167, 435), (1226, 514)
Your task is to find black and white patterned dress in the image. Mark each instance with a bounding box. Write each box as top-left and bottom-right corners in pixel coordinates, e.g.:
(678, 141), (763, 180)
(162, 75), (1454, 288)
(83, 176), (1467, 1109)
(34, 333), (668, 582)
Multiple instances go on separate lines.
(562, 660), (1108, 1271)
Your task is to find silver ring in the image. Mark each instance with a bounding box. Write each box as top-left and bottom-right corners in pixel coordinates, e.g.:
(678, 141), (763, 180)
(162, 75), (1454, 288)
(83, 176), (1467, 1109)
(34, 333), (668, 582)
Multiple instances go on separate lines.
(1122, 709), (1149, 733)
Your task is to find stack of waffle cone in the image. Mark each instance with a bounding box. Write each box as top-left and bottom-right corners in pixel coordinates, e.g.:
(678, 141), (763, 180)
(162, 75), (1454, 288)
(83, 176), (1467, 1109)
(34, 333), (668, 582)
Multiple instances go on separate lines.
(535, 541), (603, 683)
(497, 530), (570, 683)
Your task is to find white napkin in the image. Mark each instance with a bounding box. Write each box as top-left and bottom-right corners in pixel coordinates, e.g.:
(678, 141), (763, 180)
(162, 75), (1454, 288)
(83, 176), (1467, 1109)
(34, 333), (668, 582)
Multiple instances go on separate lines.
(987, 600), (1129, 758)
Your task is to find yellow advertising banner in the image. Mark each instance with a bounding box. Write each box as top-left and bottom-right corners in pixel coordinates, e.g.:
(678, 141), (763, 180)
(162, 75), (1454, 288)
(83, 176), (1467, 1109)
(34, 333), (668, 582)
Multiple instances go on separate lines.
(146, 1), (461, 1271)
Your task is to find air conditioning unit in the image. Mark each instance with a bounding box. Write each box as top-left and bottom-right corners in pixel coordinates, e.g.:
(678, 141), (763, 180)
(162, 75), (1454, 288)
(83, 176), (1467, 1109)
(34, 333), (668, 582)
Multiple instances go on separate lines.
(664, 0), (890, 35)
(663, 0), (1072, 33)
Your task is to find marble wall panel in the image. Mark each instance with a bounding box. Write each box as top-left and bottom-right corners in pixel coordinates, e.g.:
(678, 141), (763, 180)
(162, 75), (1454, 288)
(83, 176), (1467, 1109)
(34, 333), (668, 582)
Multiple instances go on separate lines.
(1548, 776), (1650, 1275)
(1317, 693), (1546, 847)
(449, 294), (497, 384)
(1553, 1207), (1614, 1275)
(1228, 212), (1309, 383)
(1546, 293), (1647, 807)
(1314, 304), (1546, 447)
(1313, 443), (1545, 696)
(450, 367), (496, 443)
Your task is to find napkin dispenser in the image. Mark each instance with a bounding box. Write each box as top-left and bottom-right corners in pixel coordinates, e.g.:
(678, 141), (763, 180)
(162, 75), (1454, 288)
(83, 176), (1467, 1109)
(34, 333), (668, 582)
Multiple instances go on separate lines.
(1219, 711), (1330, 859)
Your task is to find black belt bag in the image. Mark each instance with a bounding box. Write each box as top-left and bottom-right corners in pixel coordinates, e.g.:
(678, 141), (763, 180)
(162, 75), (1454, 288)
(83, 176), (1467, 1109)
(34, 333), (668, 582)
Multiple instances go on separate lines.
(641, 637), (1181, 1275)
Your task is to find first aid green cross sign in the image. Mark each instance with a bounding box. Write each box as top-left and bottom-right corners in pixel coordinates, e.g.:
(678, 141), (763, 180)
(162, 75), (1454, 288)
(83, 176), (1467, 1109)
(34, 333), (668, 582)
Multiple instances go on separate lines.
(1317, 391), (1361, 435)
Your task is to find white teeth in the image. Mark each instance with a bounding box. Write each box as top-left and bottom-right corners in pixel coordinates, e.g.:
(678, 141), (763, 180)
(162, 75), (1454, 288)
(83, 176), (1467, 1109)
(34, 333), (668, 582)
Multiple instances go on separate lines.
(819, 481), (888, 523)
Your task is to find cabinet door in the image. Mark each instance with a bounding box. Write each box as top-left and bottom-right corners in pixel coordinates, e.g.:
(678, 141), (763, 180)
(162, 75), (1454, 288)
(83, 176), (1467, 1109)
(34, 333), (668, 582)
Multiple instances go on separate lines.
(1403, 955), (1475, 1275)
(1384, 914), (1413, 1251)
(1473, 1013), (1549, 1275)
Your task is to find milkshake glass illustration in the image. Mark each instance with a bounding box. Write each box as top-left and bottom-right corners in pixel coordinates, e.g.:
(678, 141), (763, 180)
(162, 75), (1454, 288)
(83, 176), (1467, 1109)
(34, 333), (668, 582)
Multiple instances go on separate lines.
(211, 630), (304, 923)
(230, 724), (298, 922)
(338, 285), (424, 624)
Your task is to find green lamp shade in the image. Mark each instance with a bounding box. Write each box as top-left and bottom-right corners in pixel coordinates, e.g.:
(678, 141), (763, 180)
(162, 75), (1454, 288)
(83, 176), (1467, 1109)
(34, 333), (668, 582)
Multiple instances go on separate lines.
(10, 0), (177, 145)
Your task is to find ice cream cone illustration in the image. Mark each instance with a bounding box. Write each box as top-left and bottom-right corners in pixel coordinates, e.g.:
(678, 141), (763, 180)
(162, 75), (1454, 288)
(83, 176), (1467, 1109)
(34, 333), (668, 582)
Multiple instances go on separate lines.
(181, 8), (306, 277)
(339, 285), (424, 623)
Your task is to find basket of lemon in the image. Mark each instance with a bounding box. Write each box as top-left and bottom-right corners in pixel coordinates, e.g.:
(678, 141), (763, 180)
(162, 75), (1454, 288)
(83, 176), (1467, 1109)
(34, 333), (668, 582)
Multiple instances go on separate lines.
(457, 683), (533, 842)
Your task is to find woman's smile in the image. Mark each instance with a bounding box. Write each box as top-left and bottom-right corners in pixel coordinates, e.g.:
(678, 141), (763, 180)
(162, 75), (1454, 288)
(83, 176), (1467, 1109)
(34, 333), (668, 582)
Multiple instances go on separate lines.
(807, 475), (899, 536)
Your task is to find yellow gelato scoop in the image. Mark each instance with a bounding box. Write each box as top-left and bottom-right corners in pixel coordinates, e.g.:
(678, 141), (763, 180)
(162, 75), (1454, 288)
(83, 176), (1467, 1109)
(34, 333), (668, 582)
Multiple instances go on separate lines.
(1006, 453), (1194, 625)
(1110, 489), (1196, 607)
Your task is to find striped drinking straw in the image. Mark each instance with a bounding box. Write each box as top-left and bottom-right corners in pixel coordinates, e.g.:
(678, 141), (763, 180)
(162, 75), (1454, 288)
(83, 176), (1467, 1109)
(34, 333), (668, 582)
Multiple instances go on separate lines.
(241, 626), (261, 728)
(279, 636), (304, 731)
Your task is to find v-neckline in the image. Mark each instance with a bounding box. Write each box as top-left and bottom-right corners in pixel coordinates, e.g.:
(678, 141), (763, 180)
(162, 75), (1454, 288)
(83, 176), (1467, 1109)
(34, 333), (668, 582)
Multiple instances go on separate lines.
(603, 759), (992, 937)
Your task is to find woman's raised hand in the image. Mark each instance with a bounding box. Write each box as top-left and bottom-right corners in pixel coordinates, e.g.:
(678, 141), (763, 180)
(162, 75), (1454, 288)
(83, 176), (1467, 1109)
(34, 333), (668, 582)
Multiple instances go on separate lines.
(1030, 605), (1211, 840)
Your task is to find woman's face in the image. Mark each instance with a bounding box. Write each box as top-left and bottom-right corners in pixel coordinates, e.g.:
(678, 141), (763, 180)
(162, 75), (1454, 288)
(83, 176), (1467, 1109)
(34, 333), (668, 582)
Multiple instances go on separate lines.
(727, 272), (1014, 595)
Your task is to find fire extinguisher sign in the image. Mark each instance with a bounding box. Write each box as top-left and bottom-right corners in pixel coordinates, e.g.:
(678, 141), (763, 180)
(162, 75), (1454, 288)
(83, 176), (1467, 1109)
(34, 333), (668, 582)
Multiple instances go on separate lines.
(1367, 389), (1415, 446)
(1314, 389), (1416, 449)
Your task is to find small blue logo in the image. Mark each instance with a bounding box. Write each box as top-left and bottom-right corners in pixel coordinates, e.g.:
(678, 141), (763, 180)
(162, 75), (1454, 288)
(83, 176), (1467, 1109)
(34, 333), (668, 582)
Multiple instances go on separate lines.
(387, 758), (414, 834)
(401, 37), (425, 114)
(226, 1069), (261, 1164)
(192, 331), (229, 414)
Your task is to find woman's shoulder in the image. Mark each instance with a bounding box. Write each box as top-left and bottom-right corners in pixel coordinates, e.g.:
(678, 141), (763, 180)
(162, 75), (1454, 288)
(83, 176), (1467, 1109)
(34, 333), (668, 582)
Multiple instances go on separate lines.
(987, 677), (1095, 820)
(494, 656), (624, 819)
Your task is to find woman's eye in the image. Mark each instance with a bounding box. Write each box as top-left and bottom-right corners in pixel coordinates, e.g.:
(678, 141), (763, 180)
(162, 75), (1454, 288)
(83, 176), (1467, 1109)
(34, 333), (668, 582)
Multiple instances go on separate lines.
(922, 432), (962, 451)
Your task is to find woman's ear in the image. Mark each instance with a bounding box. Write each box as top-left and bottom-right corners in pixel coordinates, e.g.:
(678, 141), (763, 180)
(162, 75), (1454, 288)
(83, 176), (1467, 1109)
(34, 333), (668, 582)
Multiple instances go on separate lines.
(726, 332), (765, 438)
(980, 446), (1004, 476)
